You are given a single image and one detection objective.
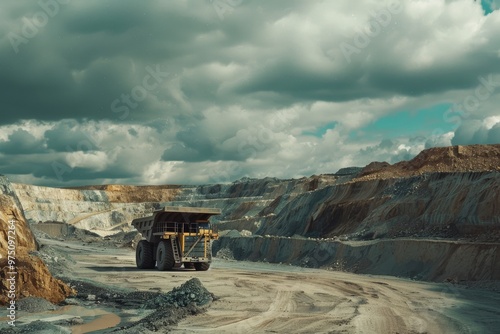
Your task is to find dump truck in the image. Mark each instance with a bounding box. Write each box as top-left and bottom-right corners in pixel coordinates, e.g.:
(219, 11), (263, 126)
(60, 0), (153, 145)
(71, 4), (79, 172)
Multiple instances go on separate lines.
(131, 206), (221, 271)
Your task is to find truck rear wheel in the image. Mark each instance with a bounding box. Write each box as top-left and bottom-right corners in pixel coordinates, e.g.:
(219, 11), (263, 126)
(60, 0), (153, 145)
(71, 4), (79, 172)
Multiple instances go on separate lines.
(156, 240), (174, 271)
(136, 240), (155, 269)
(184, 263), (194, 269)
(194, 262), (210, 271)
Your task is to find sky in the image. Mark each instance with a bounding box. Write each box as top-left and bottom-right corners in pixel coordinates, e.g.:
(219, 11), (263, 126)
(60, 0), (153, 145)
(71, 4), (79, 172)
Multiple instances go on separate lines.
(0, 0), (499, 187)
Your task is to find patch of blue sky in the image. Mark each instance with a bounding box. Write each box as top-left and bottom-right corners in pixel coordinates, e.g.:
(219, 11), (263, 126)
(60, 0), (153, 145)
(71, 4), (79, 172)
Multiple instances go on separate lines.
(350, 103), (456, 141)
(480, 0), (499, 14)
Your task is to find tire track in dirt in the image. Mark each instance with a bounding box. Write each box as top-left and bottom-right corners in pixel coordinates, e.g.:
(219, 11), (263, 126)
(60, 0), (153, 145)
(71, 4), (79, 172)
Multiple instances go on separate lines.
(39, 239), (500, 334)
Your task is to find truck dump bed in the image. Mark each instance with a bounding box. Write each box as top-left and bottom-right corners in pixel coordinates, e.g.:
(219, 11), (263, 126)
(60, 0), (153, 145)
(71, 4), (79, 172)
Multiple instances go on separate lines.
(132, 206), (221, 242)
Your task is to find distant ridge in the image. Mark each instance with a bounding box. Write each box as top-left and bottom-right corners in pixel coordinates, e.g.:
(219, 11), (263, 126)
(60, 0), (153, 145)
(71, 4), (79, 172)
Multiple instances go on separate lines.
(356, 144), (500, 180)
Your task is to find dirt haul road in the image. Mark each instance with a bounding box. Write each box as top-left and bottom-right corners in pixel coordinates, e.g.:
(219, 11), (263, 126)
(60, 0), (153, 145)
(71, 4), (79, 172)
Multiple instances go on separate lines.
(42, 238), (500, 333)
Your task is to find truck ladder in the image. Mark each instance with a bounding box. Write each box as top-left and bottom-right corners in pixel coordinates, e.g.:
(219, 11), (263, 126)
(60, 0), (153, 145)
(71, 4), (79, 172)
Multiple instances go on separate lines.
(171, 237), (182, 264)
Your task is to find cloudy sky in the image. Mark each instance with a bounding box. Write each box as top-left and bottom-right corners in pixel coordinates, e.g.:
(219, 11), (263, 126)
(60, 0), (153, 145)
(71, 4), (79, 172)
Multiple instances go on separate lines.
(0, 0), (499, 187)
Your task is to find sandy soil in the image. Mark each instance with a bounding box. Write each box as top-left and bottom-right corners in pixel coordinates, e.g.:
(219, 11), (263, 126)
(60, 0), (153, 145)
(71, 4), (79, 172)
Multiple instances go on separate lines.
(24, 239), (500, 333)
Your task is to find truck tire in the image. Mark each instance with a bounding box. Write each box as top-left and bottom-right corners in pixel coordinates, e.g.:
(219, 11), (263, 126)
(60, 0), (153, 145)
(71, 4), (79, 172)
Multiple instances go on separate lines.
(136, 240), (155, 269)
(156, 240), (174, 271)
(184, 263), (194, 269)
(194, 262), (210, 271)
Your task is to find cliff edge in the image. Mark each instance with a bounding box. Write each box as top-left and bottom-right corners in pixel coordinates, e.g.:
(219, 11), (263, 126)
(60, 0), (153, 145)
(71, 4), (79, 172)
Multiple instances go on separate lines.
(0, 176), (74, 305)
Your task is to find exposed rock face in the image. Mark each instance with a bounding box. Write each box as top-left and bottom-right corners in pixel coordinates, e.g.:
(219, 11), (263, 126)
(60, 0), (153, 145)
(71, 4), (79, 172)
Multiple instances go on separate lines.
(0, 176), (74, 305)
(13, 175), (340, 232)
(12, 183), (179, 231)
(258, 172), (500, 240)
(0, 177), (37, 252)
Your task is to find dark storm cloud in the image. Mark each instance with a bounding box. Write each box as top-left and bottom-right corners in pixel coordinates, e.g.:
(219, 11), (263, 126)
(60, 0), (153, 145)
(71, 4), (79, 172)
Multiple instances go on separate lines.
(43, 164), (137, 181)
(0, 0), (219, 125)
(2, 0), (500, 127)
(44, 120), (99, 152)
(161, 122), (252, 162)
(0, 158), (39, 175)
(233, 34), (500, 102)
(0, 129), (45, 154)
(161, 143), (203, 162)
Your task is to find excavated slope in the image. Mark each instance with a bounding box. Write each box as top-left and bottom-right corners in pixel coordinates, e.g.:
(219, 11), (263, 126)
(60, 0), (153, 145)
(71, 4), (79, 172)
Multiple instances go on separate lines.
(13, 175), (339, 232)
(258, 172), (499, 241)
(211, 145), (500, 281)
(0, 176), (74, 304)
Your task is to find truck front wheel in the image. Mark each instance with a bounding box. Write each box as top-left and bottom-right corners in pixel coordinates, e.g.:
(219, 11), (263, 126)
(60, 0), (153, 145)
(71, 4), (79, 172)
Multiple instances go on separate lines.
(136, 240), (155, 269)
(156, 240), (174, 271)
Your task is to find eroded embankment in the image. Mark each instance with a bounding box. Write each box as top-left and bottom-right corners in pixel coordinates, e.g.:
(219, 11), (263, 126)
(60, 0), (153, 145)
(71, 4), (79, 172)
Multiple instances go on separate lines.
(0, 176), (74, 304)
(214, 236), (500, 282)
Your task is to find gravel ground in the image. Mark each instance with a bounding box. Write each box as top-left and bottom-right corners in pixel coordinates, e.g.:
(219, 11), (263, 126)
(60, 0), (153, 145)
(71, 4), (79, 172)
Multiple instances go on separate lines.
(60, 277), (164, 309)
(1, 320), (71, 334)
(115, 303), (204, 333)
(114, 278), (212, 333)
(16, 297), (57, 313)
(1, 277), (215, 334)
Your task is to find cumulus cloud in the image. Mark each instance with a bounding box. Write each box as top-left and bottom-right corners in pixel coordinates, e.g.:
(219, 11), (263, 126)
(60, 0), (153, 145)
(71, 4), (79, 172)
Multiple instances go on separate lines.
(452, 117), (500, 145)
(357, 137), (425, 164)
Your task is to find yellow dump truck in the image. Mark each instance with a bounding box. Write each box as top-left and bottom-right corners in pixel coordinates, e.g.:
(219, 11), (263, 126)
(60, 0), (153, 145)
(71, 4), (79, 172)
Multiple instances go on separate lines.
(131, 206), (220, 271)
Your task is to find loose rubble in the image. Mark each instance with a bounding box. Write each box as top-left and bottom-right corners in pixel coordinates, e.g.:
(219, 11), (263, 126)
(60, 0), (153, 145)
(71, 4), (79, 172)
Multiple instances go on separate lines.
(16, 296), (57, 313)
(1, 277), (215, 333)
(215, 247), (235, 260)
(115, 278), (214, 333)
(144, 278), (215, 309)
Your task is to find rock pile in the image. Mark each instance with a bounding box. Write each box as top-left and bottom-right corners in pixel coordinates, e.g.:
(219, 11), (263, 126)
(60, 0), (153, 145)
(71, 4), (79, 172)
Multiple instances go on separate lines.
(16, 296), (57, 313)
(215, 247), (235, 260)
(116, 278), (215, 333)
(144, 278), (215, 309)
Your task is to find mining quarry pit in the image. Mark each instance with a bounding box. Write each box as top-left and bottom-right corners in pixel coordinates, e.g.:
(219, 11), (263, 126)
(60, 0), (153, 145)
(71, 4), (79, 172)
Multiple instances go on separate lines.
(2, 237), (500, 333)
(1, 145), (500, 333)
